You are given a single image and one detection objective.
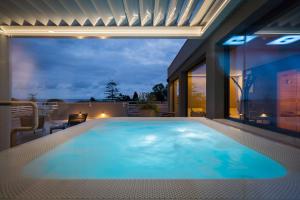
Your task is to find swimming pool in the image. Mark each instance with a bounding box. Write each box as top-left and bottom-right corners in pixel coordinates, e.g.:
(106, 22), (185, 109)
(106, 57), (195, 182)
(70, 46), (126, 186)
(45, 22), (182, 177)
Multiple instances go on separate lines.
(23, 120), (286, 179)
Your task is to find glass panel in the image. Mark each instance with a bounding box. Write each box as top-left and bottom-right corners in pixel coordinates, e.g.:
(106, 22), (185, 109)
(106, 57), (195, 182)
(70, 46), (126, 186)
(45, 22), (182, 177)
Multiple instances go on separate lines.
(173, 79), (179, 116)
(169, 83), (174, 113)
(229, 47), (244, 119)
(226, 7), (300, 134)
(187, 64), (206, 117)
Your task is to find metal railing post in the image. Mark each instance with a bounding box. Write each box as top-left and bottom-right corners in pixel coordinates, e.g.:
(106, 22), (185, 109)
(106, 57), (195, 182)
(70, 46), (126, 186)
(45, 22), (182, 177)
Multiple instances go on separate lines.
(0, 101), (38, 147)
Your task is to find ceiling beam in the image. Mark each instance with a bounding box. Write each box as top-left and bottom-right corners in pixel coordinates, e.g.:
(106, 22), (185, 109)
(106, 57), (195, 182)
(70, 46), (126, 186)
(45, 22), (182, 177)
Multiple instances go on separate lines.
(0, 26), (202, 38)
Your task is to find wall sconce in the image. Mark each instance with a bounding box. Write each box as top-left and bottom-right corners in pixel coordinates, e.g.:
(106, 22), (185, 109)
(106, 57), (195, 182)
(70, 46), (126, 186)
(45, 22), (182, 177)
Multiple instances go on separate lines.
(97, 113), (109, 118)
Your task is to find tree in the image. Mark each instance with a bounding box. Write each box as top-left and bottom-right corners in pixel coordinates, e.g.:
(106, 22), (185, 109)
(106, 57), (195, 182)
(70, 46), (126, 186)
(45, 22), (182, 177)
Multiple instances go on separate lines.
(90, 97), (96, 102)
(132, 91), (139, 101)
(151, 83), (167, 101)
(117, 93), (131, 102)
(104, 81), (119, 101)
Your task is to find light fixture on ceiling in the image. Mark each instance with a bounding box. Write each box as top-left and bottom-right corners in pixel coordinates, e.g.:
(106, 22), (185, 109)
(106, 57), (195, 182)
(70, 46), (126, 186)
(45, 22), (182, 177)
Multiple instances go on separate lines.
(223, 35), (257, 45)
(267, 35), (300, 45)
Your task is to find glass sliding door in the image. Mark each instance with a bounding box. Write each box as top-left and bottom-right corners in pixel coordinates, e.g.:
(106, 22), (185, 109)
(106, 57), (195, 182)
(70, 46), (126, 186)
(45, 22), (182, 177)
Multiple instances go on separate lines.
(187, 64), (206, 117)
(225, 7), (300, 135)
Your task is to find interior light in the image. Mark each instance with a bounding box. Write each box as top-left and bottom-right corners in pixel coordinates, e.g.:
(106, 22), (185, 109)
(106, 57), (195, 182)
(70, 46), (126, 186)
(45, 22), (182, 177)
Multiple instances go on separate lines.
(267, 35), (300, 45)
(48, 30), (55, 33)
(223, 35), (257, 45)
(260, 113), (268, 118)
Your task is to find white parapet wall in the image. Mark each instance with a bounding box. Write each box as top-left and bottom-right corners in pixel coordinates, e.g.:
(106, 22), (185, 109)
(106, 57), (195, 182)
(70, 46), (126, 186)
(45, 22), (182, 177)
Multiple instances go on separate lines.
(50, 102), (129, 120)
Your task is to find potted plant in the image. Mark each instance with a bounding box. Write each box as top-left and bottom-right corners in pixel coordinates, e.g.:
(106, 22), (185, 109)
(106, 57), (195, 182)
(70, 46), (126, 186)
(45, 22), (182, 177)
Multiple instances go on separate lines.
(139, 93), (159, 117)
(140, 102), (159, 117)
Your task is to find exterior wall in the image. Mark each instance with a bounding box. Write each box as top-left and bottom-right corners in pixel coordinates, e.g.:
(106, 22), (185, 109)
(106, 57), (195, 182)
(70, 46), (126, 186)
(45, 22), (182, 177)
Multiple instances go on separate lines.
(0, 35), (11, 150)
(167, 0), (284, 118)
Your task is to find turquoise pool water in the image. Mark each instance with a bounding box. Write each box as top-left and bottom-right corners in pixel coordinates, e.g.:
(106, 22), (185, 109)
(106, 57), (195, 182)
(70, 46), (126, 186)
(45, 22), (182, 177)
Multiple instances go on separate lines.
(23, 120), (286, 179)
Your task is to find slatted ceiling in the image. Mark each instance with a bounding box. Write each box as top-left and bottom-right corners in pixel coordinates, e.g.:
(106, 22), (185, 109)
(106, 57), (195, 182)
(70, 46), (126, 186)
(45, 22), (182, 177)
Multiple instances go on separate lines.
(0, 14), (10, 26)
(0, 2), (22, 25)
(91, 0), (115, 26)
(177, 0), (198, 26)
(198, 0), (223, 26)
(256, 5), (300, 35)
(0, 0), (237, 37)
(165, 0), (183, 26)
(90, 0), (106, 25)
(278, 8), (300, 27)
(108, 0), (127, 26)
(58, 0), (80, 26)
(8, 0), (35, 25)
(153, 0), (167, 26)
(25, 0), (48, 23)
(10, 0), (36, 25)
(27, 0), (59, 26)
(189, 0), (213, 26)
(76, 0), (100, 26)
(42, 0), (65, 26)
(139, 0), (154, 26)
(123, 0), (140, 26)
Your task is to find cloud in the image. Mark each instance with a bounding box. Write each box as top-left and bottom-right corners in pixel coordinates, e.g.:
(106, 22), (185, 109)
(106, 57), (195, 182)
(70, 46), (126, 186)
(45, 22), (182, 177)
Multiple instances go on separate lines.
(11, 38), (185, 99)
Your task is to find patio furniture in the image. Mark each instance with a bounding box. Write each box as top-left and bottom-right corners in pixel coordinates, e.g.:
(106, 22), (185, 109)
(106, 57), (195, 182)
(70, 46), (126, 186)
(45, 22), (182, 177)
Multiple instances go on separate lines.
(160, 112), (175, 117)
(50, 113), (88, 134)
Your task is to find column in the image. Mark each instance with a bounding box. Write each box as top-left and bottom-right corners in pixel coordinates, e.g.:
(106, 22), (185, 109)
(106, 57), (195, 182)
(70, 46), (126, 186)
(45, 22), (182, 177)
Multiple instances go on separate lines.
(0, 35), (11, 150)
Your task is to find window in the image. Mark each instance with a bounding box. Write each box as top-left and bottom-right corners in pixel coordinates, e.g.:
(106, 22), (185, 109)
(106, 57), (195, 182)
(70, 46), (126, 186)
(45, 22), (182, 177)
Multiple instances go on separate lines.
(187, 64), (206, 117)
(173, 79), (180, 116)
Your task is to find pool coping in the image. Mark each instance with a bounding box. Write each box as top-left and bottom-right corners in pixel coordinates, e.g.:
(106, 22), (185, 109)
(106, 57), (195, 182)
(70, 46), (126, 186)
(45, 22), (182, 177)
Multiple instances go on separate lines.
(0, 117), (300, 199)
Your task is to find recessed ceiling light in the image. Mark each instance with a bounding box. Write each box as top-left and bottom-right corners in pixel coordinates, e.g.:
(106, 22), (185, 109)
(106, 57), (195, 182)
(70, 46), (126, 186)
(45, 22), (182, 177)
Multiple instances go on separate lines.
(223, 35), (257, 45)
(267, 35), (300, 45)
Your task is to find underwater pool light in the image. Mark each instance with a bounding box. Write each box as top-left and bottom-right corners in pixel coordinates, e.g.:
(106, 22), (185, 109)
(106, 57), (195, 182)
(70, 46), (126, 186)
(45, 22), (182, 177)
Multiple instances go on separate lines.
(223, 35), (257, 45)
(267, 35), (300, 45)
